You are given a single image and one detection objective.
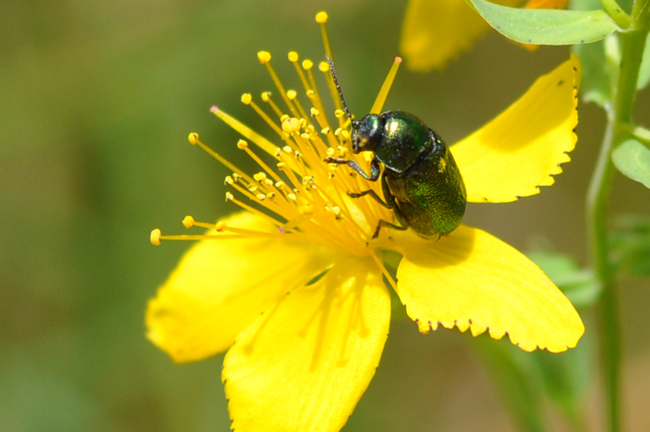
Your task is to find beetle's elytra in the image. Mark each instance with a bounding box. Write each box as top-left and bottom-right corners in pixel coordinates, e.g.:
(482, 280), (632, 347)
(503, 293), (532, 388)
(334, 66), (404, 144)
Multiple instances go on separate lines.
(324, 58), (467, 240)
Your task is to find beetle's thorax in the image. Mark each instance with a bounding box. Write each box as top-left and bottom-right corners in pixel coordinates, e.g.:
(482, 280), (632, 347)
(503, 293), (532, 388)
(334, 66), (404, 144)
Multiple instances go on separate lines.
(369, 111), (434, 175)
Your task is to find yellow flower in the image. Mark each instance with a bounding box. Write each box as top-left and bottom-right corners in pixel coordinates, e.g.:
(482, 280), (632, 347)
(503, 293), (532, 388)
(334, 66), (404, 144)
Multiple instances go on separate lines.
(401, 0), (571, 71)
(148, 12), (584, 432)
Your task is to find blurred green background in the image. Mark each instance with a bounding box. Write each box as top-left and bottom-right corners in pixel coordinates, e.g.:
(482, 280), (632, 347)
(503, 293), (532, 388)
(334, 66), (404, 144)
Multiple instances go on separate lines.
(2, 0), (649, 431)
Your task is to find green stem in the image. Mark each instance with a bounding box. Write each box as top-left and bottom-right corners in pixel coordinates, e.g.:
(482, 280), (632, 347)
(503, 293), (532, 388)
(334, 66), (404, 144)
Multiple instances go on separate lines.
(601, 0), (632, 29)
(586, 4), (650, 432)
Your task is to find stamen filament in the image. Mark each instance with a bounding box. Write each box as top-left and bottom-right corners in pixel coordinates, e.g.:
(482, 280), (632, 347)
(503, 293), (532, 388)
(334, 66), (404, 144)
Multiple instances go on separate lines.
(247, 99), (294, 147)
(189, 133), (253, 184)
(368, 249), (398, 292)
(228, 195), (286, 228)
(261, 92), (284, 118)
(316, 12), (333, 60)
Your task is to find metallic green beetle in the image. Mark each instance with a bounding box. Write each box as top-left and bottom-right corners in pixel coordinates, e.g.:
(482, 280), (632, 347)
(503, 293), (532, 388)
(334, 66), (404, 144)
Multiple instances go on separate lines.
(324, 58), (467, 240)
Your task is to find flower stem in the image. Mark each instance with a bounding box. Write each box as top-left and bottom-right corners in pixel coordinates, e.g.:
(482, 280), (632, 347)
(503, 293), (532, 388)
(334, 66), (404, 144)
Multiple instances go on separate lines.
(586, 4), (650, 431)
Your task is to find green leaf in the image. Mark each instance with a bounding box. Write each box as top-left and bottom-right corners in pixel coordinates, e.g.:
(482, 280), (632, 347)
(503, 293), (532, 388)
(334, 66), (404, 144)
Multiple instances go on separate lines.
(612, 138), (650, 188)
(527, 251), (600, 310)
(610, 214), (650, 276)
(473, 337), (548, 432)
(572, 40), (610, 106)
(466, 0), (619, 45)
(532, 328), (594, 428)
(637, 32), (650, 90)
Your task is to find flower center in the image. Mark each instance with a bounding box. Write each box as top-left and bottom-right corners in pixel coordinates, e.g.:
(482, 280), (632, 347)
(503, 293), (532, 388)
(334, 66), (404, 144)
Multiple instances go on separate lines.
(150, 12), (403, 260)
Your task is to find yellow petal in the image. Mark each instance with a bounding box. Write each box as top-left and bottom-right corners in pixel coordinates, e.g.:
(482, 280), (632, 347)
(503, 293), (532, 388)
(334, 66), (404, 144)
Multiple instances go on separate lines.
(393, 225), (584, 352)
(146, 212), (334, 363)
(451, 54), (581, 203)
(223, 259), (390, 432)
(400, 0), (522, 71)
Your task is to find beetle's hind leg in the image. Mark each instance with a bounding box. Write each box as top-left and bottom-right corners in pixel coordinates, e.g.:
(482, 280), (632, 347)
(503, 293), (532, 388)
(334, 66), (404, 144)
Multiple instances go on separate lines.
(370, 175), (409, 239)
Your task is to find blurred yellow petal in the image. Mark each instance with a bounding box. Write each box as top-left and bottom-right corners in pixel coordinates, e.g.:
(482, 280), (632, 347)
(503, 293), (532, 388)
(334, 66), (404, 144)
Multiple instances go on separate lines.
(146, 212), (334, 363)
(524, 0), (569, 9)
(400, 0), (522, 71)
(223, 259), (390, 432)
(451, 54), (581, 203)
(393, 226), (584, 352)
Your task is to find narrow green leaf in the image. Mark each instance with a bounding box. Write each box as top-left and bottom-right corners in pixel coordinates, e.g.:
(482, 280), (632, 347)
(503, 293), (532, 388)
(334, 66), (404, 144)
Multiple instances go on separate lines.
(466, 0), (619, 45)
(612, 138), (650, 188)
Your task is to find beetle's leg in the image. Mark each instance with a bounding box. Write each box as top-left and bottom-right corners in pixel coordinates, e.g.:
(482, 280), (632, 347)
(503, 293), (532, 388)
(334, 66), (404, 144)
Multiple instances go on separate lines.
(371, 176), (409, 239)
(348, 189), (391, 208)
(324, 157), (380, 181)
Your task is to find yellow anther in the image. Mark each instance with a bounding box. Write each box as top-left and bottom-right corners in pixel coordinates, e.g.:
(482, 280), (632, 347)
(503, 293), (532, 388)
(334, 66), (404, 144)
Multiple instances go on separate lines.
(266, 192), (276, 199)
(237, 139), (248, 149)
(321, 127), (330, 134)
(299, 118), (307, 128)
(334, 109), (345, 118)
(286, 90), (297, 100)
(248, 186), (258, 192)
(326, 148), (335, 156)
(182, 216), (195, 228)
(282, 117), (301, 134)
(264, 178), (274, 186)
(287, 193), (297, 201)
(288, 51), (299, 62)
(280, 114), (290, 123)
(302, 175), (314, 185)
(256, 193), (266, 201)
(315, 11), (328, 23)
(302, 59), (313, 70)
(306, 89), (315, 97)
(282, 146), (292, 153)
(275, 181), (285, 188)
(232, 173), (242, 182)
(257, 51), (271, 64)
(253, 172), (267, 182)
(300, 133), (311, 140)
(225, 192), (234, 202)
(301, 203), (314, 214)
(224, 176), (233, 185)
(340, 130), (351, 141)
(319, 61), (329, 72)
(188, 132), (199, 145)
(150, 229), (162, 246)
(261, 92), (271, 102)
(241, 93), (252, 105)
(310, 107), (320, 117)
(334, 127), (343, 136)
(275, 148), (282, 157)
(277, 162), (287, 170)
(216, 221), (226, 232)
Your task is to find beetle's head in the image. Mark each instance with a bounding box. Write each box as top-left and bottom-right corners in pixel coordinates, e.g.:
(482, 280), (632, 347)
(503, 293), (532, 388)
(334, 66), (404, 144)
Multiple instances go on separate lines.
(352, 114), (383, 153)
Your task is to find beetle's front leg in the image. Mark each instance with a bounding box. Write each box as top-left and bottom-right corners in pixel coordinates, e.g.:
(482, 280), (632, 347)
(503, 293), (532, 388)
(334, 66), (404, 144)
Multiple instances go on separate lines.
(324, 157), (381, 181)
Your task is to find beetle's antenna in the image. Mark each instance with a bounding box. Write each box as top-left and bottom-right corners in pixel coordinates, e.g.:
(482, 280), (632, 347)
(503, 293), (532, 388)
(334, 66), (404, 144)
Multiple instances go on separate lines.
(326, 56), (357, 129)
